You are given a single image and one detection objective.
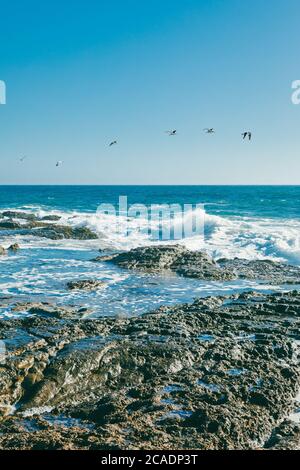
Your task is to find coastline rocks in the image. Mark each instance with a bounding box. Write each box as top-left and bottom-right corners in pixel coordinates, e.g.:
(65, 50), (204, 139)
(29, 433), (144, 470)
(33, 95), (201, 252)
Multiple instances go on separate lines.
(264, 420), (300, 450)
(67, 280), (106, 291)
(97, 245), (300, 284)
(218, 258), (300, 285)
(98, 245), (235, 281)
(0, 211), (61, 222)
(1, 211), (36, 221)
(8, 243), (20, 252)
(11, 301), (91, 319)
(40, 215), (61, 221)
(0, 219), (46, 230)
(0, 291), (300, 449)
(31, 225), (98, 240)
(0, 219), (23, 230)
(0, 222), (98, 240)
(0, 211), (97, 240)
(0, 244), (19, 255)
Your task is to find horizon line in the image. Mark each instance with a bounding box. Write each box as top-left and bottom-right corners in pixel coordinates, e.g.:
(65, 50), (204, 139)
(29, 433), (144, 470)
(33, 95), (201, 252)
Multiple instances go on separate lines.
(0, 184), (299, 187)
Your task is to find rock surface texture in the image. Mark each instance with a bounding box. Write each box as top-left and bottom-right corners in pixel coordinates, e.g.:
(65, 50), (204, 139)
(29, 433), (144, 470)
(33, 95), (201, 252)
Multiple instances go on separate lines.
(0, 211), (98, 240)
(0, 291), (299, 450)
(97, 245), (300, 284)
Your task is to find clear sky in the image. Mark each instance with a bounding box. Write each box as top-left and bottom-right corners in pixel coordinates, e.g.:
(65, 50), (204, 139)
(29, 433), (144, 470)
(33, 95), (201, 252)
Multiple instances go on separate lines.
(0, 0), (299, 184)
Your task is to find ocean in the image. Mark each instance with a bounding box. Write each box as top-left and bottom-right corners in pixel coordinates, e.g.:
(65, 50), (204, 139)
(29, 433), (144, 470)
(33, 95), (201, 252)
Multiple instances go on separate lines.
(0, 185), (300, 317)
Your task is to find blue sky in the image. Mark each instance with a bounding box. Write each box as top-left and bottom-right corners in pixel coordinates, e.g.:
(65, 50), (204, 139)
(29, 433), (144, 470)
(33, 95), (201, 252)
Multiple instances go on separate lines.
(0, 0), (299, 184)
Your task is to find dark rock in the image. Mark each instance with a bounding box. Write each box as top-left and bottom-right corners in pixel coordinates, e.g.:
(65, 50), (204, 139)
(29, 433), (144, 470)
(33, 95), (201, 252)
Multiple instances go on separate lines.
(11, 301), (90, 319)
(92, 255), (116, 262)
(264, 420), (300, 450)
(32, 225), (98, 240)
(0, 219), (22, 229)
(0, 290), (300, 449)
(67, 280), (106, 291)
(0, 214), (97, 240)
(218, 258), (300, 285)
(249, 392), (271, 407)
(7, 243), (20, 252)
(98, 245), (300, 285)
(40, 215), (61, 221)
(1, 211), (36, 221)
(98, 245), (235, 281)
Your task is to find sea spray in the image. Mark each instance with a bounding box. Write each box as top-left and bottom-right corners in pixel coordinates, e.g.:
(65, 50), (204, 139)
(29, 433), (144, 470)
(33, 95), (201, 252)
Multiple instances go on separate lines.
(96, 196), (205, 241)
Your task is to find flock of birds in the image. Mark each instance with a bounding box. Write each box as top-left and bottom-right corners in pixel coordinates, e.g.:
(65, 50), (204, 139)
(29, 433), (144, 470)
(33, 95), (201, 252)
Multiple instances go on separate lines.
(18, 128), (252, 167)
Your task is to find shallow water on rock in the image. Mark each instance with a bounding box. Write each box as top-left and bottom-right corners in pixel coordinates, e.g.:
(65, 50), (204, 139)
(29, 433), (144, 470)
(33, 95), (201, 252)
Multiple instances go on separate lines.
(198, 334), (215, 342)
(1, 245), (298, 318)
(227, 368), (247, 376)
(198, 380), (221, 393)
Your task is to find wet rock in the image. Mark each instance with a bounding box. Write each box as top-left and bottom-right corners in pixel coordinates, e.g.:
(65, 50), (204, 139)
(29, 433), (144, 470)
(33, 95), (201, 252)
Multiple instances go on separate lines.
(0, 415), (115, 450)
(0, 213), (97, 240)
(31, 225), (98, 240)
(0, 219), (23, 229)
(249, 391), (271, 407)
(218, 258), (300, 285)
(0, 290), (300, 449)
(265, 420), (300, 450)
(67, 280), (106, 291)
(40, 215), (61, 221)
(1, 211), (36, 221)
(73, 396), (126, 424)
(99, 245), (300, 284)
(11, 301), (90, 319)
(7, 243), (20, 252)
(24, 220), (50, 229)
(0, 211), (60, 223)
(98, 245), (235, 280)
(0, 246), (6, 255)
(93, 255), (116, 262)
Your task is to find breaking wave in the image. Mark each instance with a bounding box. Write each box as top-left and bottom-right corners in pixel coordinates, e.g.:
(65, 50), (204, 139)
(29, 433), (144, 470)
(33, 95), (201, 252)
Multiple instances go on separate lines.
(2, 205), (300, 265)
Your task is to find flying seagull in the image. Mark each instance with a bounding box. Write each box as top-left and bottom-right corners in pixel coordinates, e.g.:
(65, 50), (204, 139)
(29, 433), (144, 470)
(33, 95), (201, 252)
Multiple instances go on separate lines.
(242, 132), (252, 141)
(19, 156), (27, 162)
(165, 130), (177, 136)
(56, 161), (63, 167)
(203, 128), (215, 134)
(109, 140), (118, 146)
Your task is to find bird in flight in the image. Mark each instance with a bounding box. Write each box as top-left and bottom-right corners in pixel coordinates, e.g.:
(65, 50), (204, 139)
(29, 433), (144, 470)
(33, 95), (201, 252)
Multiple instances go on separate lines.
(242, 132), (252, 141)
(165, 130), (177, 136)
(203, 128), (215, 134)
(109, 140), (118, 146)
(19, 156), (27, 162)
(56, 161), (63, 167)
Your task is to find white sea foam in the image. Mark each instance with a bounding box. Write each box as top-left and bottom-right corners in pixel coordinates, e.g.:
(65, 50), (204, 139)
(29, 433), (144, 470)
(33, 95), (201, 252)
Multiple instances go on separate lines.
(66, 208), (300, 264)
(1, 206), (300, 265)
(22, 406), (54, 417)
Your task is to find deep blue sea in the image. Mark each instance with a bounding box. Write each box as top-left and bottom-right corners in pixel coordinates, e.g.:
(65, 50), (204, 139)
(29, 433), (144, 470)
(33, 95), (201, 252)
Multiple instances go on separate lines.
(0, 186), (300, 318)
(1, 185), (300, 218)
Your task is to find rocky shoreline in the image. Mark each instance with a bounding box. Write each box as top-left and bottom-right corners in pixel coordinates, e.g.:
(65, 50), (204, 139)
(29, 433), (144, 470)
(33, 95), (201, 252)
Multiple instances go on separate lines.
(1, 221), (300, 450)
(0, 210), (98, 240)
(0, 288), (300, 449)
(96, 244), (300, 284)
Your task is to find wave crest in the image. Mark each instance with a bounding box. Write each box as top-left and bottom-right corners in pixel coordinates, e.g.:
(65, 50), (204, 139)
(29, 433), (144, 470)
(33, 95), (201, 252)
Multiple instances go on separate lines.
(2, 206), (300, 265)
